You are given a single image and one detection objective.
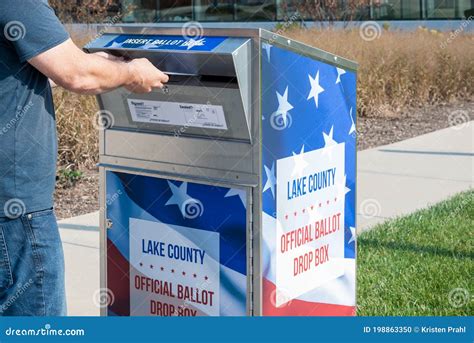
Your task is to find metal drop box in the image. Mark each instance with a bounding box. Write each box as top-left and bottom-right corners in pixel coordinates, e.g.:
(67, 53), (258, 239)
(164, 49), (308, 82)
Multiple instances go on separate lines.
(85, 26), (358, 317)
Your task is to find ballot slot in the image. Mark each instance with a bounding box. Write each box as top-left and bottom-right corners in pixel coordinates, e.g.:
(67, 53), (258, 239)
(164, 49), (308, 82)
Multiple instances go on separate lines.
(86, 34), (252, 142)
(164, 73), (238, 87)
(84, 34), (250, 78)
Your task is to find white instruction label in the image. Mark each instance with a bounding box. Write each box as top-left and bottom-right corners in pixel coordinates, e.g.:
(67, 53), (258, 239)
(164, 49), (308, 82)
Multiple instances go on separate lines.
(127, 99), (228, 130)
(275, 143), (346, 306)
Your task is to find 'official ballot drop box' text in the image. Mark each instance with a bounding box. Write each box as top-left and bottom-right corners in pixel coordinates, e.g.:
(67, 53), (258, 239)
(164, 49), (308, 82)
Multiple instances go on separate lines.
(86, 27), (358, 316)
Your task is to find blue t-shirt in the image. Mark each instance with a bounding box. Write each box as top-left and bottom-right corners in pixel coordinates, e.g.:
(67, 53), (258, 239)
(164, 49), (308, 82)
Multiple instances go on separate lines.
(0, 0), (69, 217)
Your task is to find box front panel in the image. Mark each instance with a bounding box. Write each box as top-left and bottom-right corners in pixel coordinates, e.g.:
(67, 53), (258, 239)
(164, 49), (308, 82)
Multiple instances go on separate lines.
(105, 170), (247, 316)
(260, 42), (357, 316)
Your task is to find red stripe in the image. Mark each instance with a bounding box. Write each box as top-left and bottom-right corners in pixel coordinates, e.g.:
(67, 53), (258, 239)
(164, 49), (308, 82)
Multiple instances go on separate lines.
(107, 239), (130, 316)
(262, 278), (355, 316)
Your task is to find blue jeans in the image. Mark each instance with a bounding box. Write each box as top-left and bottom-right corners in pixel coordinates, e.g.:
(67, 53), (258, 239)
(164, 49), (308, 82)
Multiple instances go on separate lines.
(0, 209), (66, 316)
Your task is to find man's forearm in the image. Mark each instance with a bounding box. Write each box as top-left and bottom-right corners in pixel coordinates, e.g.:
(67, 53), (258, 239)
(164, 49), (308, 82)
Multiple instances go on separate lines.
(69, 53), (134, 95)
(29, 38), (168, 95)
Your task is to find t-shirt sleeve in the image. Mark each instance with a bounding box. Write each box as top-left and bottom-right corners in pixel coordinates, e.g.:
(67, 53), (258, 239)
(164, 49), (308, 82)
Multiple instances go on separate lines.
(0, 0), (70, 63)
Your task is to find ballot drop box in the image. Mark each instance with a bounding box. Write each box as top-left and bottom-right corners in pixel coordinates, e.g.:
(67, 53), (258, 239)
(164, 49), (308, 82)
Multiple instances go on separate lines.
(85, 26), (358, 317)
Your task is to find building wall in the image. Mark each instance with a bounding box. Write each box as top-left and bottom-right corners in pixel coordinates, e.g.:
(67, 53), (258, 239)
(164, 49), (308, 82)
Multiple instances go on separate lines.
(112, 0), (472, 22)
(65, 19), (474, 37)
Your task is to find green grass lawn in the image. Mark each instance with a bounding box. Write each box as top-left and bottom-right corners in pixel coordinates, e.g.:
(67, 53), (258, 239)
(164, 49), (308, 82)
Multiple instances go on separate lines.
(357, 190), (473, 316)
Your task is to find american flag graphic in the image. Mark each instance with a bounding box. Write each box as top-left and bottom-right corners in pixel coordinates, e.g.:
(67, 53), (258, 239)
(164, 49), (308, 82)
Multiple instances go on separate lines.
(105, 171), (248, 316)
(261, 42), (357, 316)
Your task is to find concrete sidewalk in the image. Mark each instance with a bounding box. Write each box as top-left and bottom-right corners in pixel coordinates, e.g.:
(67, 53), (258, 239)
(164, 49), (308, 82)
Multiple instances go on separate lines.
(59, 212), (100, 316)
(58, 121), (473, 316)
(357, 121), (473, 230)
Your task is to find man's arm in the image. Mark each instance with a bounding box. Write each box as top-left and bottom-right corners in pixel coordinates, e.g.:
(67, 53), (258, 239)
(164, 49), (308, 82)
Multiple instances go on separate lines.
(29, 39), (169, 94)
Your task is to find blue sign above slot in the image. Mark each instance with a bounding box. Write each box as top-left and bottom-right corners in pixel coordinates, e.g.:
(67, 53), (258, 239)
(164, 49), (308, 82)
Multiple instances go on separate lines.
(103, 34), (228, 51)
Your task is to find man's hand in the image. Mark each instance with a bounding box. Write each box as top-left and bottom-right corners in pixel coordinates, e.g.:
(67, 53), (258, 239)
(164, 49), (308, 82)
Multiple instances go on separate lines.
(125, 58), (169, 93)
(28, 39), (169, 95)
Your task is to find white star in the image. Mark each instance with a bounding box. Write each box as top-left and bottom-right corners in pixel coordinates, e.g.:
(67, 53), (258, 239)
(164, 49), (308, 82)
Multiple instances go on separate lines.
(348, 107), (356, 135)
(262, 42), (272, 62)
(323, 126), (338, 148)
(307, 70), (325, 108)
(336, 67), (346, 84)
(225, 188), (246, 207)
(291, 145), (309, 177)
(183, 38), (206, 50)
(337, 174), (351, 198)
(109, 41), (123, 48)
(348, 226), (356, 244)
(276, 87), (294, 126)
(165, 181), (193, 215)
(263, 163), (276, 199)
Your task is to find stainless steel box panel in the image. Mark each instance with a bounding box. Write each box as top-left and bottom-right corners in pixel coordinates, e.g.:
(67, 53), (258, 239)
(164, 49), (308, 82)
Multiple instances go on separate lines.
(103, 130), (255, 175)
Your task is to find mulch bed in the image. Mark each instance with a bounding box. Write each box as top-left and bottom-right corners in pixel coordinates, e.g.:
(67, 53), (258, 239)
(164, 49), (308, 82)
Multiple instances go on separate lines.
(54, 169), (99, 220)
(357, 101), (473, 150)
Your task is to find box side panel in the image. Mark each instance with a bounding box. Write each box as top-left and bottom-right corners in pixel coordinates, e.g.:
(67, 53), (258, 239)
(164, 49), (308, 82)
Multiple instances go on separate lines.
(260, 42), (357, 316)
(105, 170), (248, 316)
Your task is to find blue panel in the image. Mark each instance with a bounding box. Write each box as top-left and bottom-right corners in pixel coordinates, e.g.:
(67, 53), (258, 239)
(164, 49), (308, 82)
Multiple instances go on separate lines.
(103, 34), (227, 51)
